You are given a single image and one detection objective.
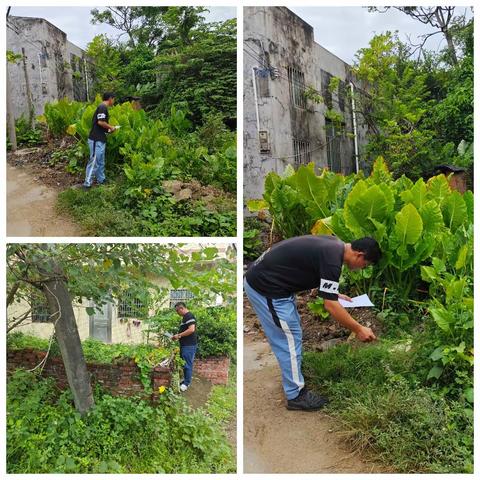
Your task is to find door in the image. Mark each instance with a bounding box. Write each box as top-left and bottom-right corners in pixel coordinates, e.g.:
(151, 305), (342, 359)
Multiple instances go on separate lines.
(89, 302), (112, 343)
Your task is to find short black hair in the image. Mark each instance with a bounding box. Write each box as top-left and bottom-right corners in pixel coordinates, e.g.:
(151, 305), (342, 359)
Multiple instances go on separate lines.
(174, 302), (187, 309)
(102, 92), (115, 101)
(351, 237), (382, 264)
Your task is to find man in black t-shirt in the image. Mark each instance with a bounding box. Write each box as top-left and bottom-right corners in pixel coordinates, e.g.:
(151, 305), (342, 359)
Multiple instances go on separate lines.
(244, 235), (381, 411)
(172, 302), (198, 391)
(83, 92), (117, 189)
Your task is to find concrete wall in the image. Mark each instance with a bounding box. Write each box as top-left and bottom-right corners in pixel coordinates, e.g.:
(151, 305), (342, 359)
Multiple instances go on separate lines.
(244, 6), (369, 202)
(6, 16), (89, 121)
(7, 272), (228, 345)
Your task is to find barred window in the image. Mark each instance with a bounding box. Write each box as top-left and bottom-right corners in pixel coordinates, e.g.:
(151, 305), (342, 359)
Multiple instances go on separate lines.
(287, 66), (306, 109)
(169, 289), (194, 309)
(118, 291), (147, 318)
(31, 295), (50, 323)
(293, 138), (311, 167)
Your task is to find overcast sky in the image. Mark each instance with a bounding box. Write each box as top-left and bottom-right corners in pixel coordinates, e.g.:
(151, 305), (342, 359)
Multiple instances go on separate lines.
(8, 6), (236, 49)
(290, 6), (473, 64)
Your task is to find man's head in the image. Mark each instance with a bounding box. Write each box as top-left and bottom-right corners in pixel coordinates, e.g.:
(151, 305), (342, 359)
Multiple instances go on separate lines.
(102, 92), (115, 106)
(344, 237), (381, 271)
(174, 302), (188, 316)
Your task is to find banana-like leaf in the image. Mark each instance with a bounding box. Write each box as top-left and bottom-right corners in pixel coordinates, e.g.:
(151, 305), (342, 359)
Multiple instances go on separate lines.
(394, 203), (423, 246)
(442, 190), (467, 230)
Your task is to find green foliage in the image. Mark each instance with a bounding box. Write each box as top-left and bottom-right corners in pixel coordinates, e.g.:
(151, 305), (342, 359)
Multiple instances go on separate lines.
(38, 99), (85, 137)
(304, 343), (473, 473)
(7, 369), (234, 473)
(145, 306), (236, 359)
(352, 27), (473, 179)
(243, 217), (263, 261)
(205, 367), (236, 425)
(12, 117), (44, 147)
(40, 97), (236, 236)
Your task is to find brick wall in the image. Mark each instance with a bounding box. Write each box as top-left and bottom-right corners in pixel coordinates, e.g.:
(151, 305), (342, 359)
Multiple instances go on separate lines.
(6, 348), (172, 398)
(195, 356), (230, 384)
(7, 349), (231, 396)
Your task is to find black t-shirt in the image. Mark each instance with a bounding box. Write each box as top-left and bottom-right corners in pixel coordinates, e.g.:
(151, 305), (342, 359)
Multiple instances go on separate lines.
(88, 103), (109, 142)
(245, 235), (345, 300)
(178, 312), (198, 346)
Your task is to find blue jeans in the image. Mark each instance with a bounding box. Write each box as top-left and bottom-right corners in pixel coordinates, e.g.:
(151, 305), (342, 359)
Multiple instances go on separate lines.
(84, 139), (106, 187)
(244, 278), (305, 400)
(180, 345), (197, 386)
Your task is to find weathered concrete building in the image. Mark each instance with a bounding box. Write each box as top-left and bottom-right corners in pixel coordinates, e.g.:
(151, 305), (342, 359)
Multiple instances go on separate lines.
(244, 7), (369, 201)
(6, 15), (91, 121)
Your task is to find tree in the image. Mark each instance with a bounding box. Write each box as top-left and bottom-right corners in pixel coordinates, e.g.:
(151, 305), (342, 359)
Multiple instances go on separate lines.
(90, 6), (206, 51)
(351, 32), (435, 178)
(368, 7), (470, 65)
(6, 243), (236, 414)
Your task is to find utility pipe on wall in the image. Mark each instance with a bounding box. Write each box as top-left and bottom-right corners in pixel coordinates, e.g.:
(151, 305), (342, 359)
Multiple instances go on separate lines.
(349, 81), (359, 173)
(252, 67), (260, 137)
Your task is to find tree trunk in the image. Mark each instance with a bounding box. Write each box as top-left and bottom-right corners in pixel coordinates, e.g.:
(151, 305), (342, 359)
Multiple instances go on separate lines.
(42, 264), (94, 415)
(6, 61), (17, 151)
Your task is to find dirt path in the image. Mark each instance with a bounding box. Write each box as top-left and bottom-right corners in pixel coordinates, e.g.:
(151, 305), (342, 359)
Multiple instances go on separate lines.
(7, 163), (83, 237)
(243, 335), (382, 473)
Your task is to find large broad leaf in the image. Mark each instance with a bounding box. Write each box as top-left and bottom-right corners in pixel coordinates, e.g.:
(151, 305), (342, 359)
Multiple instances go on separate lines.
(247, 199), (268, 212)
(296, 165), (330, 219)
(446, 278), (466, 304)
(311, 217), (334, 235)
(427, 365), (443, 380)
(429, 306), (453, 333)
(455, 244), (468, 271)
(426, 174), (451, 206)
(442, 191), (467, 231)
(463, 190), (473, 225)
(401, 178), (427, 210)
(369, 156), (392, 185)
(394, 203), (423, 246)
(353, 185), (389, 222)
(419, 200), (444, 234)
(264, 172), (281, 203)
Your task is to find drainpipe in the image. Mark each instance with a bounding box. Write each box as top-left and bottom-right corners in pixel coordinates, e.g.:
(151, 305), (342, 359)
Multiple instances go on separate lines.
(349, 81), (359, 173)
(84, 58), (89, 102)
(252, 67), (260, 137)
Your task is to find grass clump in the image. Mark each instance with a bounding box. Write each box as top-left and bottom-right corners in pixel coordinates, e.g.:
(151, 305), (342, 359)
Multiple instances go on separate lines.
(303, 342), (473, 473)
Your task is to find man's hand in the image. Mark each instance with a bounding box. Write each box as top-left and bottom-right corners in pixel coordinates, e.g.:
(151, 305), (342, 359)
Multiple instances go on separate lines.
(171, 334), (180, 341)
(356, 326), (376, 342)
(338, 293), (353, 302)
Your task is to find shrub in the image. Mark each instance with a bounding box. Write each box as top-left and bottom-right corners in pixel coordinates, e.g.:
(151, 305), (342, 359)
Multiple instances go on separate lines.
(146, 306), (236, 359)
(7, 370), (234, 473)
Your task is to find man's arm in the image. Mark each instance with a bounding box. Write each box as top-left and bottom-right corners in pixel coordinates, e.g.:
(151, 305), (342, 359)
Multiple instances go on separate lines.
(172, 325), (196, 340)
(323, 299), (376, 342)
(97, 120), (115, 132)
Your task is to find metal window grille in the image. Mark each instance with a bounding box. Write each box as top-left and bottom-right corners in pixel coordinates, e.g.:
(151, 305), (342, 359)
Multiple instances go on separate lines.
(325, 119), (342, 173)
(31, 295), (50, 323)
(293, 138), (311, 167)
(287, 66), (306, 109)
(169, 289), (194, 309)
(118, 291), (145, 318)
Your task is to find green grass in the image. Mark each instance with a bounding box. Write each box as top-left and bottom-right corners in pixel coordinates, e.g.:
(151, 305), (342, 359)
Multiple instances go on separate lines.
(57, 183), (143, 236)
(303, 341), (473, 473)
(205, 366), (236, 425)
(57, 182), (236, 237)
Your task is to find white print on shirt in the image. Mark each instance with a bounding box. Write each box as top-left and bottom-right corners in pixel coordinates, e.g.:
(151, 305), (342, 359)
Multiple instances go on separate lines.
(97, 113), (106, 119)
(253, 249), (269, 266)
(319, 278), (339, 294)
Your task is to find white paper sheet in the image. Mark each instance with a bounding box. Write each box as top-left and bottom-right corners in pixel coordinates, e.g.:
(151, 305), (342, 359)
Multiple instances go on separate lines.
(338, 293), (374, 308)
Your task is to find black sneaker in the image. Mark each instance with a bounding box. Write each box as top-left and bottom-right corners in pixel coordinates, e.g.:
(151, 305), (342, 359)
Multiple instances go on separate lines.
(287, 388), (329, 411)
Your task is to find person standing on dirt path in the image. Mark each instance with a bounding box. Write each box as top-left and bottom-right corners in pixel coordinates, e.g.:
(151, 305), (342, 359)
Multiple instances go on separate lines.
(244, 235), (381, 411)
(172, 302), (198, 392)
(83, 92), (116, 189)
